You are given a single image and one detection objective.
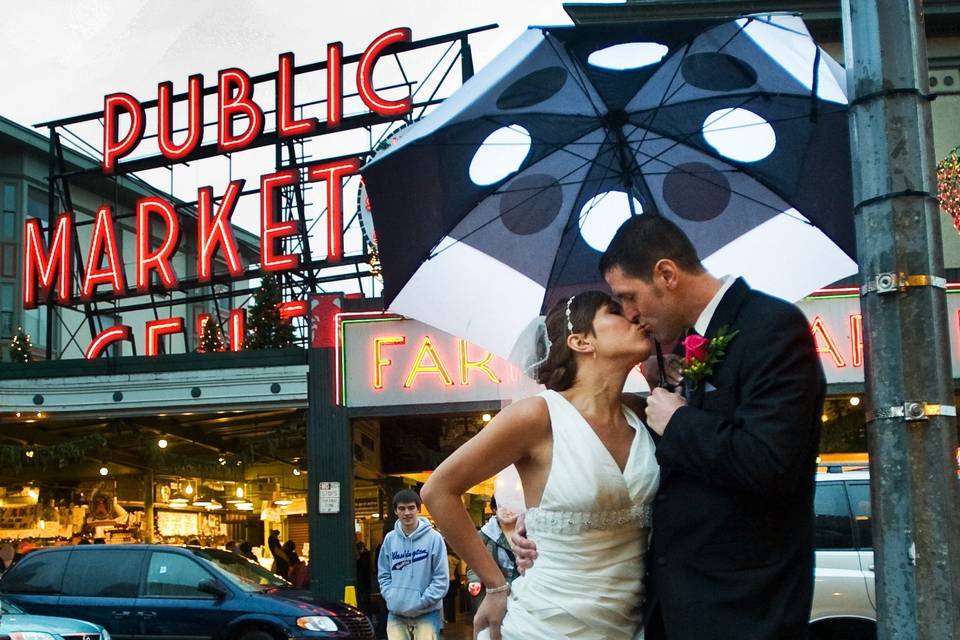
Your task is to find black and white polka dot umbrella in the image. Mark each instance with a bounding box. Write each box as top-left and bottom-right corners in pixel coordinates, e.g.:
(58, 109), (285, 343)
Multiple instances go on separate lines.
(361, 14), (856, 358)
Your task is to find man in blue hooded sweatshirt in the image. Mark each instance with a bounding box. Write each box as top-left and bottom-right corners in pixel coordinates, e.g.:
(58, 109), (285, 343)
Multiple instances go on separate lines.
(378, 489), (449, 640)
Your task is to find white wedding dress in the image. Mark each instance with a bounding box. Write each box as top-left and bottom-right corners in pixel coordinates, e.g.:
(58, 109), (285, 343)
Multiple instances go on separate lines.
(479, 389), (660, 640)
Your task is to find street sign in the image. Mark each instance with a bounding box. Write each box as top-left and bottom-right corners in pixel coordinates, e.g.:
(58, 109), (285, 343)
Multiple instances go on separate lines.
(318, 481), (340, 514)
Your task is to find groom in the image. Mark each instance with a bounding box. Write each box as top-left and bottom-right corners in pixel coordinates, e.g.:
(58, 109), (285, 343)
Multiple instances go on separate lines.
(517, 215), (825, 640)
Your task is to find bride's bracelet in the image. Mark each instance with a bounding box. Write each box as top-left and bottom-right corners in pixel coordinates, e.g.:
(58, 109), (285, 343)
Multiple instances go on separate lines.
(485, 583), (511, 595)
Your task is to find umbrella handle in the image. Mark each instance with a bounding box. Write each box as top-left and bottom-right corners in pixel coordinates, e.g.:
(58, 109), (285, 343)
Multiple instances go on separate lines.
(654, 340), (675, 391)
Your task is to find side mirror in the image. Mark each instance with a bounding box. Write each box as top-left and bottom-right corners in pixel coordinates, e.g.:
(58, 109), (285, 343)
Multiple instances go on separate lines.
(197, 579), (229, 599)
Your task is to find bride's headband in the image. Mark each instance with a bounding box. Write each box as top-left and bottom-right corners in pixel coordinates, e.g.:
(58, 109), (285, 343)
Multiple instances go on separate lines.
(565, 295), (576, 335)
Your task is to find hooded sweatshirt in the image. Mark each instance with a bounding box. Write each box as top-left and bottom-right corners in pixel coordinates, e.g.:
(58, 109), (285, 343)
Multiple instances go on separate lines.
(377, 517), (448, 617)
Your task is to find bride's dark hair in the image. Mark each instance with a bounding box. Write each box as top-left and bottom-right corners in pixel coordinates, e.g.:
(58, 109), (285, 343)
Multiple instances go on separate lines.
(537, 290), (618, 391)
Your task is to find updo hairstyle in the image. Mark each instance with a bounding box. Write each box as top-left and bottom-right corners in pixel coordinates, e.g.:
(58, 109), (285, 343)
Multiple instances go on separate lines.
(536, 290), (618, 391)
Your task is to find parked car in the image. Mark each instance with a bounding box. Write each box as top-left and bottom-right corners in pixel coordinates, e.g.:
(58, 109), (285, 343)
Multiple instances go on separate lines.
(0, 545), (372, 640)
(810, 467), (876, 640)
(1, 596), (109, 640)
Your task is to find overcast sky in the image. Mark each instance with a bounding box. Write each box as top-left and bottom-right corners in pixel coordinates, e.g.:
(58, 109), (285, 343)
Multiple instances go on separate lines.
(0, 1), (579, 127)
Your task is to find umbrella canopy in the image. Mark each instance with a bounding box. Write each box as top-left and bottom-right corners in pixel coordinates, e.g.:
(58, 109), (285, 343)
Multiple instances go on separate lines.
(362, 14), (856, 359)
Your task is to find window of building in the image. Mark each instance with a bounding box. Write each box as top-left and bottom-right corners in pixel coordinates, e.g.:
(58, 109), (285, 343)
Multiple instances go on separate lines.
(26, 186), (47, 219)
(0, 242), (15, 277)
(1, 184), (16, 240)
(0, 282), (14, 337)
(23, 307), (48, 349)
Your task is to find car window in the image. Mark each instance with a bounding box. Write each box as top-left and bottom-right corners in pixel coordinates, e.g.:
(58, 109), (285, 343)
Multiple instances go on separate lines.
(191, 549), (287, 592)
(145, 552), (215, 598)
(846, 481), (873, 549)
(62, 549), (143, 597)
(0, 551), (68, 594)
(814, 481), (855, 549)
(0, 598), (25, 613)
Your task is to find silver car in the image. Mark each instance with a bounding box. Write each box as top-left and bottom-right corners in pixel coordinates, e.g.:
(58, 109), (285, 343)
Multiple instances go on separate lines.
(0, 597), (110, 640)
(811, 468), (876, 640)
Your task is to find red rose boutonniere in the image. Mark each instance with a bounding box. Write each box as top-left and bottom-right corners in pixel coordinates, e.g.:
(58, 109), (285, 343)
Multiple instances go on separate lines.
(681, 326), (739, 384)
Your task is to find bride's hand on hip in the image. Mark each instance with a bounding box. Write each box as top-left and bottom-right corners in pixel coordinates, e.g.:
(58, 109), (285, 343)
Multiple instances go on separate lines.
(474, 591), (508, 640)
(510, 513), (538, 574)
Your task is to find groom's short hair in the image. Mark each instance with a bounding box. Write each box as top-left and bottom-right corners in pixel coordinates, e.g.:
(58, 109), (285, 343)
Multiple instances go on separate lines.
(599, 215), (704, 281)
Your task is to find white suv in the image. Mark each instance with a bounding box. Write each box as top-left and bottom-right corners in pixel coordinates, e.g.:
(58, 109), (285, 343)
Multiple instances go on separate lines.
(810, 467), (876, 640)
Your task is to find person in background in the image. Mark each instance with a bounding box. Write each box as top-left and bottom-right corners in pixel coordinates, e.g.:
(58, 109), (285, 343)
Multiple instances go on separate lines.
(355, 541), (373, 613)
(239, 541), (258, 562)
(0, 543), (15, 577)
(378, 489), (449, 640)
(466, 496), (520, 602)
(443, 544), (462, 623)
(285, 541), (310, 589)
(225, 540), (240, 554)
(185, 537), (201, 546)
(268, 529), (290, 579)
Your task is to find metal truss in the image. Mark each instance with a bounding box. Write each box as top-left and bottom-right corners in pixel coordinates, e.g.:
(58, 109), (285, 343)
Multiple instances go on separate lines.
(36, 25), (491, 357)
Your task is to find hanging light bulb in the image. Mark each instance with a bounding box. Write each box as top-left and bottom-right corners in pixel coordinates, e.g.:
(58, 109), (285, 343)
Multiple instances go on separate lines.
(292, 467), (301, 476)
(184, 483), (194, 495)
(25, 447), (35, 458)
(158, 438), (168, 449)
(99, 465), (109, 476)
(218, 456), (227, 466)
(235, 486), (245, 498)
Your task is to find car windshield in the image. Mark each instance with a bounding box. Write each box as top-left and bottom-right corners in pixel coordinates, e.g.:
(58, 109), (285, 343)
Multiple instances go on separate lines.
(1, 598), (25, 614)
(190, 549), (289, 592)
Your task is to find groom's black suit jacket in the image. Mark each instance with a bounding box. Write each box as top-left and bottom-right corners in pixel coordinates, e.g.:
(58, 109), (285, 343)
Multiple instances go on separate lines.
(646, 278), (825, 640)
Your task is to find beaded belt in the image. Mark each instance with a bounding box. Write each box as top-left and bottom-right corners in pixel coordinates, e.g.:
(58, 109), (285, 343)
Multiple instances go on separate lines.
(524, 504), (652, 535)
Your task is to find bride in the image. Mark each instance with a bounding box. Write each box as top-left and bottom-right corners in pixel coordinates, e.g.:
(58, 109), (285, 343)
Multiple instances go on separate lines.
(422, 291), (661, 639)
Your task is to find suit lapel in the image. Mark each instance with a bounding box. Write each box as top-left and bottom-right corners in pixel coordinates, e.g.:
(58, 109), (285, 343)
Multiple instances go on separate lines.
(689, 278), (749, 408)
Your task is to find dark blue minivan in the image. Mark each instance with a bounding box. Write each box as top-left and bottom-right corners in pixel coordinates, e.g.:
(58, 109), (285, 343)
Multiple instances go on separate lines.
(0, 545), (371, 640)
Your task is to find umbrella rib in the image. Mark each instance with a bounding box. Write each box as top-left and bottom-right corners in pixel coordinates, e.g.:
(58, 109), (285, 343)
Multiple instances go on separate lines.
(543, 128), (622, 296)
(427, 156), (603, 259)
(479, 115), (623, 176)
(631, 134), (815, 224)
(633, 19), (751, 157)
(543, 33), (606, 118)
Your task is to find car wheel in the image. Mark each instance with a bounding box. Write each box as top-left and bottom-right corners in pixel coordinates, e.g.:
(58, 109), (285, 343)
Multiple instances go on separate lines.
(237, 628), (278, 640)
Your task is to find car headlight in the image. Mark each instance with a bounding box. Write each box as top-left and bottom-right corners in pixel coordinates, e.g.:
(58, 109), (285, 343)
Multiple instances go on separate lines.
(9, 632), (58, 640)
(296, 616), (338, 632)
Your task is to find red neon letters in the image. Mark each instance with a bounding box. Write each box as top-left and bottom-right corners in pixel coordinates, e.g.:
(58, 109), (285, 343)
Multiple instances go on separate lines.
(102, 93), (145, 174)
(145, 317), (184, 357)
(260, 170), (300, 272)
(277, 53), (318, 138)
(158, 75), (204, 160)
(218, 68), (264, 153)
(308, 158), (361, 262)
(326, 42), (343, 129)
(136, 197), (180, 292)
(85, 325), (132, 360)
(99, 28), (412, 170)
(197, 180), (245, 282)
(23, 214), (72, 308)
(81, 207), (127, 300)
(358, 28), (413, 116)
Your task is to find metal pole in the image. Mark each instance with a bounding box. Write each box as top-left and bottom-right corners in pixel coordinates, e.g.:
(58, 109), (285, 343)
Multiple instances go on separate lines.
(144, 468), (155, 544)
(307, 306), (355, 600)
(841, 2), (960, 638)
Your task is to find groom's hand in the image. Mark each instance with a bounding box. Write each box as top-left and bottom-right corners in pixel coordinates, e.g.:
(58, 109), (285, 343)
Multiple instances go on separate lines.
(510, 513), (538, 573)
(646, 387), (686, 435)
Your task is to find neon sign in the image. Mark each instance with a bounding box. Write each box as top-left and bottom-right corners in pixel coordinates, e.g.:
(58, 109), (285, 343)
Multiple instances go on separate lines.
(23, 28), (415, 358)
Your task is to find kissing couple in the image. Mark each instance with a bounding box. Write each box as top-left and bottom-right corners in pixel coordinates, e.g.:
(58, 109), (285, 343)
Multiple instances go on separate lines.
(422, 215), (825, 640)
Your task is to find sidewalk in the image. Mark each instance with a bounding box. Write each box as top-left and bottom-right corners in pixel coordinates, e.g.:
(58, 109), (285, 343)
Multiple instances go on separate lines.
(443, 618), (473, 640)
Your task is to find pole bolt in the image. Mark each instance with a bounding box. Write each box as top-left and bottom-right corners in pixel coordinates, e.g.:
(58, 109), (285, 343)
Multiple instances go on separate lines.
(905, 402), (925, 420)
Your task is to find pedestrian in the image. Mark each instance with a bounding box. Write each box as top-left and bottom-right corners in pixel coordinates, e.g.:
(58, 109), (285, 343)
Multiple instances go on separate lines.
(443, 544), (461, 623)
(285, 542), (309, 589)
(465, 495), (519, 604)
(225, 539), (240, 554)
(268, 529), (289, 579)
(377, 489), (448, 640)
(0, 543), (15, 577)
(355, 541), (372, 613)
(238, 541), (258, 562)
